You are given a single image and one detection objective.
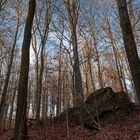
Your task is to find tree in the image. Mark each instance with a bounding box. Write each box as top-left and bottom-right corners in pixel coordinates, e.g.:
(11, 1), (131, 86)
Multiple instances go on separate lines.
(0, 0), (20, 129)
(116, 0), (140, 104)
(102, 8), (123, 91)
(34, 0), (52, 122)
(14, 0), (35, 139)
(63, 0), (84, 106)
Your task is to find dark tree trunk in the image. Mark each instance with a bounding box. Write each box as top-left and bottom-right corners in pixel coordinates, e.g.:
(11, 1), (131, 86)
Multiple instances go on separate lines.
(116, 0), (140, 104)
(13, 0), (35, 140)
(72, 29), (85, 106)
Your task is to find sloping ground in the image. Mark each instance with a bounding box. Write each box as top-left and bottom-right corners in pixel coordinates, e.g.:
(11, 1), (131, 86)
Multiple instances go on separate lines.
(0, 106), (140, 140)
(93, 106), (140, 140)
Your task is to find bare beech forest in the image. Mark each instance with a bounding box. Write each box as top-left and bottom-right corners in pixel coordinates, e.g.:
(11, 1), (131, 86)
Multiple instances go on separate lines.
(0, 0), (140, 140)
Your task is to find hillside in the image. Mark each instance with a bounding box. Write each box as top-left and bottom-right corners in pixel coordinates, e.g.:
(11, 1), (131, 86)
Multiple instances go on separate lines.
(0, 106), (140, 140)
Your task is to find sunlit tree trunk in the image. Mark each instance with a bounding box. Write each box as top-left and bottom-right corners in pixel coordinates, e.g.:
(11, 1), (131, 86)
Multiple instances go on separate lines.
(117, 54), (128, 92)
(8, 79), (18, 129)
(36, 0), (51, 122)
(103, 16), (123, 91)
(63, 0), (84, 106)
(32, 25), (39, 119)
(84, 39), (95, 95)
(9, 87), (16, 128)
(91, 30), (103, 89)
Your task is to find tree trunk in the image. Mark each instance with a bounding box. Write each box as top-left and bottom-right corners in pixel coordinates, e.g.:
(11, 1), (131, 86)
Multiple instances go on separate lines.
(85, 39), (95, 94)
(32, 26), (39, 119)
(14, 0), (35, 139)
(0, 7), (20, 128)
(116, 0), (140, 104)
(36, 0), (51, 122)
(56, 26), (64, 116)
(103, 16), (123, 91)
(63, 0), (84, 106)
(27, 81), (32, 118)
(9, 81), (17, 129)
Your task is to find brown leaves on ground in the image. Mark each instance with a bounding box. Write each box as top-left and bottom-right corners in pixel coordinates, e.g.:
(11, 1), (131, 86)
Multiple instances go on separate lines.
(1, 106), (140, 140)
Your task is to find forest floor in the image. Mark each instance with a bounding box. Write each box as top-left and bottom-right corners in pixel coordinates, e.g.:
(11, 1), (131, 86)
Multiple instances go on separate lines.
(1, 106), (140, 140)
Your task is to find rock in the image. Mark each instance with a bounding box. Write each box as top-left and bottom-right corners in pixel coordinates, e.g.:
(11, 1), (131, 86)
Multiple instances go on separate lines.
(55, 87), (135, 129)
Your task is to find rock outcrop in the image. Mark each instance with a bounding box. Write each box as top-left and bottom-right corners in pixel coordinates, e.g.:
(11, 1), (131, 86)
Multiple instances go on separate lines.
(55, 87), (135, 130)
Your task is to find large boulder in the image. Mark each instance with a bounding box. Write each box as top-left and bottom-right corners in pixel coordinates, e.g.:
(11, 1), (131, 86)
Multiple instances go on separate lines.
(55, 87), (135, 129)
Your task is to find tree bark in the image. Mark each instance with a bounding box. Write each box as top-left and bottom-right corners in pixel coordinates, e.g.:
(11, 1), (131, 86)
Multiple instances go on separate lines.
(63, 0), (84, 106)
(14, 0), (35, 139)
(116, 0), (140, 104)
(36, 0), (51, 122)
(9, 80), (17, 129)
